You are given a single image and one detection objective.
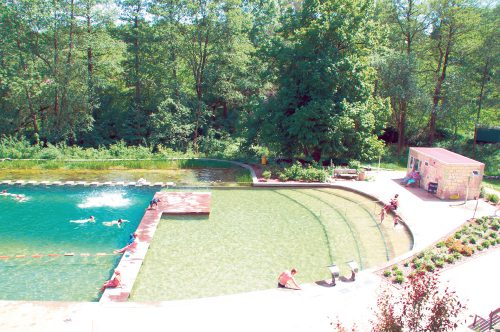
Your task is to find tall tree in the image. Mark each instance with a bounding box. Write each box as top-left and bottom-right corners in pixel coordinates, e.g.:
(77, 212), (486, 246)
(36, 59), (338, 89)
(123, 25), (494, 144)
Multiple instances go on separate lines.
(426, 0), (479, 144)
(258, 0), (388, 161)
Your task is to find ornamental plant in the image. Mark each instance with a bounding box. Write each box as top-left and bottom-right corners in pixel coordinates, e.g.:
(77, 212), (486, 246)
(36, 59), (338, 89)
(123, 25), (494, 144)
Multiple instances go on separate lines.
(372, 272), (466, 332)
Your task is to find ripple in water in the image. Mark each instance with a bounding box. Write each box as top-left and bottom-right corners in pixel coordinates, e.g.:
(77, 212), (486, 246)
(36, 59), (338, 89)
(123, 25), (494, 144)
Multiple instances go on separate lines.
(78, 192), (131, 208)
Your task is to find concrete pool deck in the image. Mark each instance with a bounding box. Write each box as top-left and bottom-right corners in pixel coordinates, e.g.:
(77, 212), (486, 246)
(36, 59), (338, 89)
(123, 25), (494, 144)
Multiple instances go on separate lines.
(0, 170), (498, 331)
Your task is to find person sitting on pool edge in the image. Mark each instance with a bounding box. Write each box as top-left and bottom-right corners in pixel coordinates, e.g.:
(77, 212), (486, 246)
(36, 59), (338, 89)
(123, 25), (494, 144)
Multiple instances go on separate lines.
(114, 237), (138, 254)
(278, 268), (301, 290)
(100, 270), (121, 291)
(127, 232), (137, 245)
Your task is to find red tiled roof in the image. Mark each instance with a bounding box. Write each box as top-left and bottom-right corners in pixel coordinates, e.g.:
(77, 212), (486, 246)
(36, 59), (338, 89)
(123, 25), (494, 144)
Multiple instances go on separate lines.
(410, 147), (484, 165)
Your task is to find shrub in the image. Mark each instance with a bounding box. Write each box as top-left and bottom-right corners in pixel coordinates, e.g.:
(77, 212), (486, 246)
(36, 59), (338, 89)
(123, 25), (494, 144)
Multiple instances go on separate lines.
(444, 237), (455, 248)
(426, 263), (436, 272)
(278, 173), (289, 182)
(482, 240), (491, 248)
(491, 221), (499, 231)
(489, 232), (497, 239)
(462, 246), (474, 256)
(395, 270), (404, 276)
(449, 240), (464, 254)
(435, 259), (445, 268)
(468, 236), (477, 245)
(479, 186), (486, 198)
(391, 265), (399, 271)
(436, 241), (445, 248)
(394, 275), (405, 284)
(453, 252), (462, 260)
(404, 261), (409, 267)
(348, 160), (362, 172)
(262, 170), (271, 180)
(383, 270), (392, 277)
(372, 271), (467, 331)
(454, 232), (462, 239)
(413, 259), (423, 269)
(445, 255), (455, 264)
(476, 244), (483, 251)
(486, 193), (499, 204)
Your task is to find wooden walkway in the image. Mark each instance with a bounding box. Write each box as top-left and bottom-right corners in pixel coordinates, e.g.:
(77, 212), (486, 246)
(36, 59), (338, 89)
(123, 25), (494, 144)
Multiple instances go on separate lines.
(100, 192), (211, 303)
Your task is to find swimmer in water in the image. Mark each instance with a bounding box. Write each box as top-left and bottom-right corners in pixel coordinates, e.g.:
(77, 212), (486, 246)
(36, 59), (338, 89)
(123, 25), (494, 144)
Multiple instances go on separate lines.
(1, 190), (26, 201)
(102, 219), (127, 228)
(70, 216), (95, 224)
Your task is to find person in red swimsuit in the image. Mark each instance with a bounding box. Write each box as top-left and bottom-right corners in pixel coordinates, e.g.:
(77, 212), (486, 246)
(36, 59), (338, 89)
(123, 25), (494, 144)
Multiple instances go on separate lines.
(277, 268), (301, 290)
(100, 270), (121, 291)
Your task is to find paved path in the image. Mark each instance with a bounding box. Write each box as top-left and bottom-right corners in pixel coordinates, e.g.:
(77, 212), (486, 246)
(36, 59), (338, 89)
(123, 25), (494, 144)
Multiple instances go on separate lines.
(0, 171), (497, 331)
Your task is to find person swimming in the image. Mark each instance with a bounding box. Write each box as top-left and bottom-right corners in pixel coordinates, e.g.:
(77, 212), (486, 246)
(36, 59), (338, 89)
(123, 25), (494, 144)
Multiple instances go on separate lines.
(102, 218), (127, 228)
(70, 216), (95, 224)
(1, 190), (27, 201)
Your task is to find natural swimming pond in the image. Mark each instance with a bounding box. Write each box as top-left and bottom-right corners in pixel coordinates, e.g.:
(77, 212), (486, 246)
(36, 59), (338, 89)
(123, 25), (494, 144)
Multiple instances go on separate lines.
(130, 188), (412, 301)
(0, 185), (412, 302)
(0, 185), (156, 301)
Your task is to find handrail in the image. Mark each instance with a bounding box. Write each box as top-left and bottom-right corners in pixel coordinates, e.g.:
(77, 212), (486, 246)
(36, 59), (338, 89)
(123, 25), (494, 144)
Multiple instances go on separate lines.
(490, 307), (500, 329)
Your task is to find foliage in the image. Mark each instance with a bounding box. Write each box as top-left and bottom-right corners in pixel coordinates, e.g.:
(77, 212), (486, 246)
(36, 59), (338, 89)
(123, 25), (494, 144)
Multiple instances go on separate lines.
(486, 193), (499, 204)
(262, 170), (271, 180)
(0, 0), (498, 163)
(372, 272), (466, 331)
(278, 162), (328, 182)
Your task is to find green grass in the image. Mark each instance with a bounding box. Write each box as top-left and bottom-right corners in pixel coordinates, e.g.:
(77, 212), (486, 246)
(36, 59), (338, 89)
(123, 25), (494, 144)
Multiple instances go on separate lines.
(483, 178), (500, 193)
(0, 158), (239, 171)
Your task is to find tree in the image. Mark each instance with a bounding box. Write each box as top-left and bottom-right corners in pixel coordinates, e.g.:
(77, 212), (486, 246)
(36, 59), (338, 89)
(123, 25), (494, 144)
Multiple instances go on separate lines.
(258, 0), (388, 161)
(426, 0), (480, 144)
(375, 0), (430, 154)
(150, 98), (194, 151)
(372, 272), (466, 331)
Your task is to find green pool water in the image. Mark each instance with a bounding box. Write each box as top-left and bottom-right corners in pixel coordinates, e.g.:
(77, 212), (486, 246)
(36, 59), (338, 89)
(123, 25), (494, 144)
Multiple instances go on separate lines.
(130, 188), (412, 301)
(0, 185), (156, 301)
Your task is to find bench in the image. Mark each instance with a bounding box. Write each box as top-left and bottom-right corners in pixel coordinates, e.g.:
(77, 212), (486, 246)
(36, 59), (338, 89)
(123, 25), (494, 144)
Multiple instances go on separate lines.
(333, 168), (358, 179)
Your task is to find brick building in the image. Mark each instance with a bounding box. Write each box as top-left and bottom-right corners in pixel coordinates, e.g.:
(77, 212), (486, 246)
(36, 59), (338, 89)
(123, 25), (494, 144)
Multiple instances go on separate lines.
(407, 147), (484, 200)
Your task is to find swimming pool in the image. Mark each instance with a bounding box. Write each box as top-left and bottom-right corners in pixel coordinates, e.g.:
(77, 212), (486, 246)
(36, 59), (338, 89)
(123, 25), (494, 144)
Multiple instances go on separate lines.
(0, 185), (156, 301)
(131, 188), (412, 301)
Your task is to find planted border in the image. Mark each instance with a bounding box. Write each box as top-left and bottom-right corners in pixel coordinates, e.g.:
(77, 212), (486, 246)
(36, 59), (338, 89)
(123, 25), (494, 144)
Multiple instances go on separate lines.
(379, 216), (500, 284)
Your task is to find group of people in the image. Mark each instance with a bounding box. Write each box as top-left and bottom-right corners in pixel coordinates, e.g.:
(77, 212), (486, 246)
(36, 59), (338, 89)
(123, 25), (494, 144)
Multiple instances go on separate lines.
(70, 216), (128, 228)
(1, 189), (27, 202)
(100, 232), (139, 292)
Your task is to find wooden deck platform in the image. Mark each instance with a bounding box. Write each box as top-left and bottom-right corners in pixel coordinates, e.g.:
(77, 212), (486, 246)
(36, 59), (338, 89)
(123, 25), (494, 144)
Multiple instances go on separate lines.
(100, 192), (211, 303)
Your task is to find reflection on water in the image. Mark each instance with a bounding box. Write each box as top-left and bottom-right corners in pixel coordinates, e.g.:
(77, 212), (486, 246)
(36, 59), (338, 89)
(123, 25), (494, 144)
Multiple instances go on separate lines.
(0, 168), (250, 186)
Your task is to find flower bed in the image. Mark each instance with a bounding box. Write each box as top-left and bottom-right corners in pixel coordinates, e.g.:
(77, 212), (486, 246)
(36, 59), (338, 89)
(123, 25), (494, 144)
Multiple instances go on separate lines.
(379, 216), (500, 284)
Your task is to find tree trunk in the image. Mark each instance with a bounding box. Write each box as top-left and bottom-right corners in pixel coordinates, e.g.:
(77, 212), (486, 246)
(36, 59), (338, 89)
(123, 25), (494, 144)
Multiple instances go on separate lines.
(397, 101), (406, 154)
(86, 3), (94, 113)
(53, 7), (60, 130)
(67, 0), (75, 65)
(473, 59), (490, 157)
(429, 27), (453, 145)
(134, 5), (141, 111)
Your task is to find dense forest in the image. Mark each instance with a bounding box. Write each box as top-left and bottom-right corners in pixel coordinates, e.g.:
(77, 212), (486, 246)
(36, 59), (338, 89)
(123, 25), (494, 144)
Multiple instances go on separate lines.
(0, 0), (498, 163)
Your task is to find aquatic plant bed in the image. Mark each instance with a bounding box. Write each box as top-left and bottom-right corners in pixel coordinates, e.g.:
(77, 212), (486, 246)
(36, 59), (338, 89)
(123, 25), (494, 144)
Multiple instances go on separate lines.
(379, 216), (500, 285)
(0, 161), (252, 185)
